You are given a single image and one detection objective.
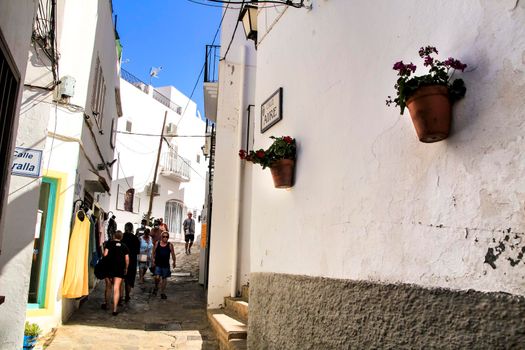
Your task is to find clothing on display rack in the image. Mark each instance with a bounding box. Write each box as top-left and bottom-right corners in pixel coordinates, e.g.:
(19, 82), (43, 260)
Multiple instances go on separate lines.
(62, 209), (91, 298)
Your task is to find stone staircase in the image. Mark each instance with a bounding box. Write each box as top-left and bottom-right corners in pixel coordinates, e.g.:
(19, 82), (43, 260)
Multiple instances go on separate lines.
(208, 285), (249, 350)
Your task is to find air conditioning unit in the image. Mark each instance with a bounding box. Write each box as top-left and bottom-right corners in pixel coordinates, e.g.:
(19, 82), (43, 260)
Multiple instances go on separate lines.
(145, 183), (160, 196)
(165, 123), (177, 136)
(202, 133), (211, 157)
(58, 75), (76, 98)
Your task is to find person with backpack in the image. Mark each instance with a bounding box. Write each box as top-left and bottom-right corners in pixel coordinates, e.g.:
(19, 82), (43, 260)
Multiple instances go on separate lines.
(152, 231), (176, 299)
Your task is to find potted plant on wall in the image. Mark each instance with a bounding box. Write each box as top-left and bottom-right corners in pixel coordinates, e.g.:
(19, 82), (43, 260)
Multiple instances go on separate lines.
(386, 46), (467, 143)
(23, 322), (41, 349)
(239, 136), (297, 188)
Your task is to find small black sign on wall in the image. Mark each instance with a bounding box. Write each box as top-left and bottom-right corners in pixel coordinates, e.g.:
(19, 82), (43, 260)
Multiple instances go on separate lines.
(261, 87), (282, 133)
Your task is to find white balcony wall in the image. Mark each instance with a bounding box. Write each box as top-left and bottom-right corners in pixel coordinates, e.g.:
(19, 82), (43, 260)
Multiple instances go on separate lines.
(110, 79), (206, 239)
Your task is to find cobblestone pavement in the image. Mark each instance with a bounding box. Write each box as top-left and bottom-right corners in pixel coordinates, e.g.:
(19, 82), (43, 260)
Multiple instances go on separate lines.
(43, 242), (217, 349)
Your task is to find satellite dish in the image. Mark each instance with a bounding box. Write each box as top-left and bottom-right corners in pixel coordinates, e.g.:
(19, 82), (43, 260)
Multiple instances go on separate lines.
(149, 66), (162, 78)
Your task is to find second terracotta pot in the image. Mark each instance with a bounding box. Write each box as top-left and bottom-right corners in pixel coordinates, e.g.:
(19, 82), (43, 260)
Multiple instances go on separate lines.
(406, 85), (452, 143)
(269, 159), (295, 189)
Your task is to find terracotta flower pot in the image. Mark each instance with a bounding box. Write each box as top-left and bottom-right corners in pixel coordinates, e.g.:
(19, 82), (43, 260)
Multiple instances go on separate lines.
(269, 159), (295, 188)
(406, 85), (452, 143)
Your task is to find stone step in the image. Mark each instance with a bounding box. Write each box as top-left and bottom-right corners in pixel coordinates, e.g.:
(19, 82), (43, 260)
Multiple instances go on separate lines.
(241, 284), (249, 302)
(207, 309), (247, 350)
(224, 297), (248, 324)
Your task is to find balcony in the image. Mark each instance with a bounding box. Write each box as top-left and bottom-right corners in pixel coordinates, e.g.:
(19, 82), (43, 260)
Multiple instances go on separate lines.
(203, 45), (220, 122)
(153, 89), (183, 114)
(121, 68), (149, 94)
(160, 152), (191, 182)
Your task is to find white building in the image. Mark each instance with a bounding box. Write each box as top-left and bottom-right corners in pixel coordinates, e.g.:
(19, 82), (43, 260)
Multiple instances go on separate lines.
(0, 0), (38, 346)
(207, 1), (525, 348)
(109, 70), (207, 241)
(0, 0), (121, 347)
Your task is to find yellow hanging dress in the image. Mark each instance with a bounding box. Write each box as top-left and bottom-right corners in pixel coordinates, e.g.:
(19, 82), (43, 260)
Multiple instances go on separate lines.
(62, 211), (91, 298)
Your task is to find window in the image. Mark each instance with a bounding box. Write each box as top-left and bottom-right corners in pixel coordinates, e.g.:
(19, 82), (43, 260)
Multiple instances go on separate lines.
(124, 188), (135, 212)
(91, 57), (106, 128)
(126, 120), (132, 132)
(196, 154), (201, 163)
(165, 200), (183, 234)
(116, 184), (139, 213)
(0, 29), (20, 245)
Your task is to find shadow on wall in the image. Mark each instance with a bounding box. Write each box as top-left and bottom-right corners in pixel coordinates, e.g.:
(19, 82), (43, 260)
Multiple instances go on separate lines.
(0, 179), (40, 276)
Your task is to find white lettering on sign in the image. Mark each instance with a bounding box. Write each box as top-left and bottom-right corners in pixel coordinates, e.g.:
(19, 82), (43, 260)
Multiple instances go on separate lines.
(12, 147), (43, 178)
(261, 88), (283, 133)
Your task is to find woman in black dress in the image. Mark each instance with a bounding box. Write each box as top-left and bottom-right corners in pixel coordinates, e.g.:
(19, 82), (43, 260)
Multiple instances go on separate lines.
(102, 230), (129, 315)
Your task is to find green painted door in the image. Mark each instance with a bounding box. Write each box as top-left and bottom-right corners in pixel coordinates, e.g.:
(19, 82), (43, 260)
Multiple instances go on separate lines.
(27, 177), (57, 308)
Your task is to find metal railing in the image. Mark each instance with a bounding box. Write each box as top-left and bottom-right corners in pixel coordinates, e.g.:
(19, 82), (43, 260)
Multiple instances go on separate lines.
(204, 45), (220, 83)
(161, 151), (191, 180)
(153, 89), (182, 114)
(121, 68), (150, 94)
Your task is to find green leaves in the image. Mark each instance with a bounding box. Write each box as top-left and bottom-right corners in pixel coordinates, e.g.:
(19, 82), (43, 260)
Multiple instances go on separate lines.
(386, 46), (467, 115)
(240, 136), (296, 169)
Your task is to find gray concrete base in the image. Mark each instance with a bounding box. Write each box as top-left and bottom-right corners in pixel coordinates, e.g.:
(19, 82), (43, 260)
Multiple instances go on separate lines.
(248, 272), (525, 349)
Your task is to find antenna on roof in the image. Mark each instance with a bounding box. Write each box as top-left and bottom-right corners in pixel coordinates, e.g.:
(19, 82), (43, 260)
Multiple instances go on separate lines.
(149, 66), (162, 85)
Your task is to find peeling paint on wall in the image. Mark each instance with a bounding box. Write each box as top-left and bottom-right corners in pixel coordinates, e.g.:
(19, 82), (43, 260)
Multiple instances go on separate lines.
(483, 229), (524, 269)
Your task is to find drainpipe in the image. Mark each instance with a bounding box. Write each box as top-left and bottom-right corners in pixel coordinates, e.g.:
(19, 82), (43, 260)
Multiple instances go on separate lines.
(232, 45), (247, 298)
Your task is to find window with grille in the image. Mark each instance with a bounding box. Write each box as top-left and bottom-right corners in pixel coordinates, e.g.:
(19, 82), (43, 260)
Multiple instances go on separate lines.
(91, 57), (106, 128)
(0, 29), (21, 250)
(165, 200), (183, 234)
(126, 120), (132, 132)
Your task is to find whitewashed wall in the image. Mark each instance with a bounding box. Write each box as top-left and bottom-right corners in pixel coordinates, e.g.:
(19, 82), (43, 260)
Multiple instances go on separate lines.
(249, 0), (525, 296)
(0, 1), (43, 348)
(207, 6), (257, 307)
(0, 0), (121, 342)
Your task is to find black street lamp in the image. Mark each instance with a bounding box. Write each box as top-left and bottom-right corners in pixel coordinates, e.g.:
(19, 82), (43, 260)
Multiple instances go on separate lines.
(239, 3), (258, 43)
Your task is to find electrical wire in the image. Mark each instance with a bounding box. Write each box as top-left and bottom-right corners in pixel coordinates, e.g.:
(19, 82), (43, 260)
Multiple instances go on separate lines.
(116, 138), (158, 155)
(117, 157), (133, 188)
(186, 0), (241, 8)
(116, 130), (210, 137)
(220, 1), (244, 61)
(45, 101), (58, 175)
(185, 0), (288, 9)
(201, 0), (304, 8)
(175, 2), (230, 127)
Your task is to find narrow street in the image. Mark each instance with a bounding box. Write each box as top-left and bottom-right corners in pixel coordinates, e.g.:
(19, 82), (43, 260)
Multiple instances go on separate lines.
(42, 243), (217, 350)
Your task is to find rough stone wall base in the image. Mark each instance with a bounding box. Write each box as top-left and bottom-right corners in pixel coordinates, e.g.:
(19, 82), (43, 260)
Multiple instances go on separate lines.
(248, 273), (525, 349)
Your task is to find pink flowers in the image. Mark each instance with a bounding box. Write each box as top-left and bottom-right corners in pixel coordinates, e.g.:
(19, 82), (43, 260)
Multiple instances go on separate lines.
(443, 57), (467, 71)
(386, 45), (468, 115)
(393, 61), (416, 76)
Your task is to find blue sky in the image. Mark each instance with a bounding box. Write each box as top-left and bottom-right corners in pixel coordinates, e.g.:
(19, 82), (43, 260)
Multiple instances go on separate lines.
(112, 0), (222, 117)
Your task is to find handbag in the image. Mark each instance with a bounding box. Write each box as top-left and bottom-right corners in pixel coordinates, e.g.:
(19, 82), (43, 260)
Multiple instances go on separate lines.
(138, 254), (148, 262)
(94, 257), (108, 280)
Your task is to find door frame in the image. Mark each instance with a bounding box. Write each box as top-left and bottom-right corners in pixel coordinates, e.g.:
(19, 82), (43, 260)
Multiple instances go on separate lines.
(27, 177), (57, 309)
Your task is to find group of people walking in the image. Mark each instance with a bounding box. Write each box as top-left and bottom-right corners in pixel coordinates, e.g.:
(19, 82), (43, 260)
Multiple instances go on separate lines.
(96, 214), (195, 316)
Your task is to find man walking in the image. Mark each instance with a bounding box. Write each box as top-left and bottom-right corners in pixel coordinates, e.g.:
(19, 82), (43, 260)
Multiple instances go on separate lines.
(183, 212), (195, 255)
(135, 219), (148, 237)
